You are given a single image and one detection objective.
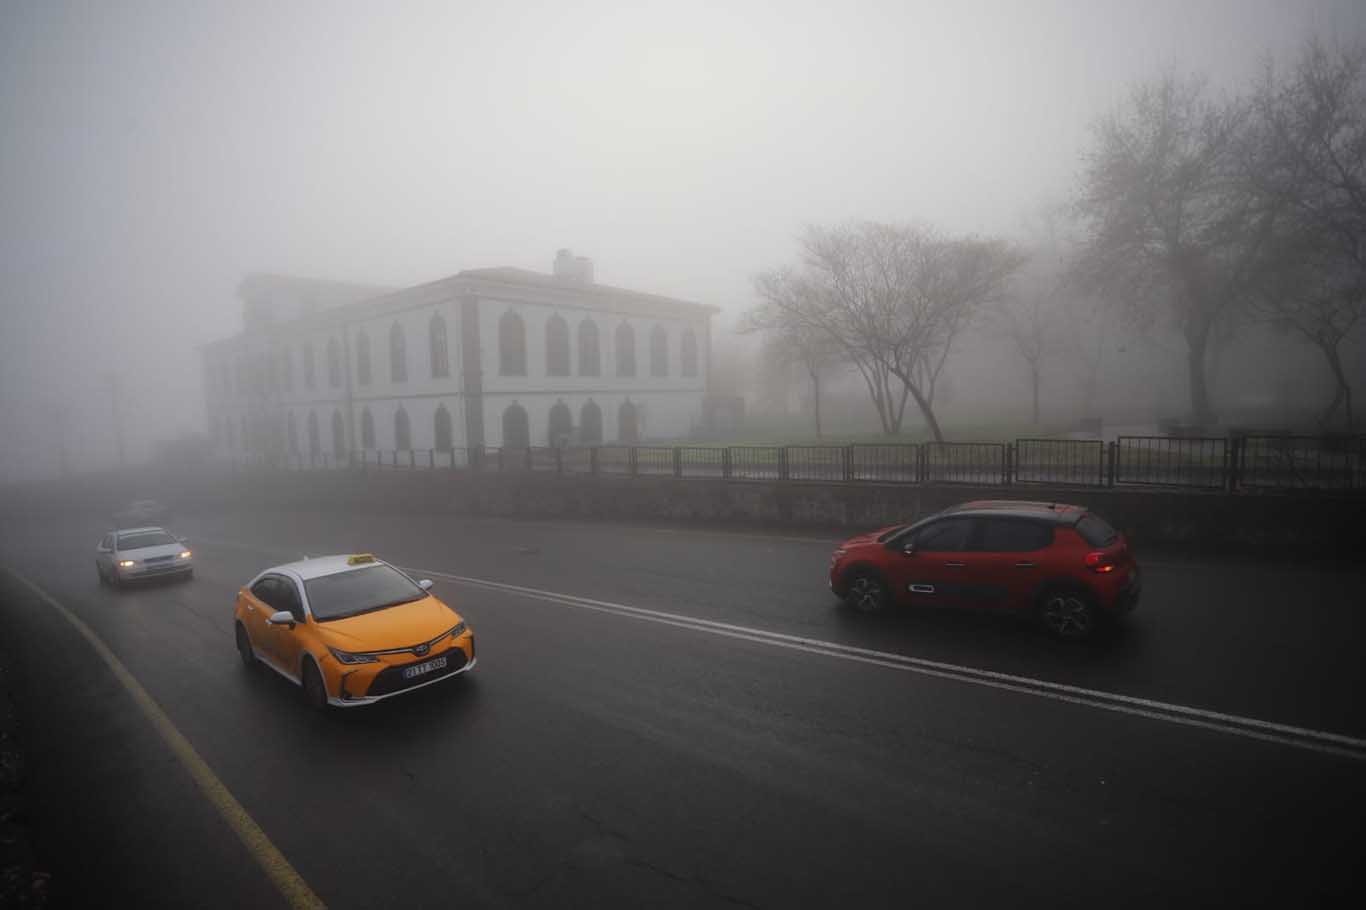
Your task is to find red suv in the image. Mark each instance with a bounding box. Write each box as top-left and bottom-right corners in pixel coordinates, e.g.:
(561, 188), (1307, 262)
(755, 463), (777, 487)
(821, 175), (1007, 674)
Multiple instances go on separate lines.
(829, 500), (1140, 639)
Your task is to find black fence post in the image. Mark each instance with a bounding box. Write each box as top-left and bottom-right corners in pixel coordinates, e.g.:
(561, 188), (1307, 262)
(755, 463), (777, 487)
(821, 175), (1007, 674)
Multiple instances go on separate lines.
(1106, 441), (1117, 488)
(1227, 436), (1241, 493)
(555, 446), (564, 475)
(778, 447), (790, 482)
(673, 447), (682, 478)
(916, 445), (927, 484)
(722, 447), (733, 480)
(1005, 443), (1014, 486)
(629, 446), (639, 477)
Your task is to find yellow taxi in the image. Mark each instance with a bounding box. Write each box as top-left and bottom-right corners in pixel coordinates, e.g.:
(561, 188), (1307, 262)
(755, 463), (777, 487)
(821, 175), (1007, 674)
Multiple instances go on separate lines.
(233, 554), (474, 707)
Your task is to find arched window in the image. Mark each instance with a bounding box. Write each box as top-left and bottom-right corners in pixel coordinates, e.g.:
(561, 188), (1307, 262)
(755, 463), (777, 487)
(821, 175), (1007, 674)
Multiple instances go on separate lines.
(390, 322), (407, 383)
(429, 312), (449, 378)
(286, 412), (298, 454)
(307, 412), (320, 455)
(499, 311), (526, 376)
(331, 410), (345, 458)
(681, 327), (698, 378)
(618, 399), (639, 442)
(356, 330), (372, 386)
(650, 325), (668, 377)
(580, 399), (603, 445)
(578, 319), (600, 377)
(394, 407), (412, 450)
(434, 404), (453, 450)
(615, 323), (636, 377)
(302, 344), (316, 389)
(548, 400), (572, 446)
(360, 408), (375, 449)
(546, 314), (570, 376)
(502, 402), (530, 449)
(327, 338), (341, 388)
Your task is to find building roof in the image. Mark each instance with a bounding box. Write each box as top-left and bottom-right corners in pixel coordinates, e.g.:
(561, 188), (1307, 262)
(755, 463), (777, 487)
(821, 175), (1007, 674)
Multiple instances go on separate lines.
(203, 262), (718, 353)
(457, 266), (719, 317)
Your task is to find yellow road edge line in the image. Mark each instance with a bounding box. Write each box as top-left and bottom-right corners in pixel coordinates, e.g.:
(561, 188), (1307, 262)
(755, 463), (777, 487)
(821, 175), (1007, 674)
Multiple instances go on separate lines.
(4, 569), (326, 910)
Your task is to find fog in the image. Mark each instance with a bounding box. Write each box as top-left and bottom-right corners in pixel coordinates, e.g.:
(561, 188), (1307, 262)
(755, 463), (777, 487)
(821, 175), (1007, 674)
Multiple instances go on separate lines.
(3, 0), (1364, 479)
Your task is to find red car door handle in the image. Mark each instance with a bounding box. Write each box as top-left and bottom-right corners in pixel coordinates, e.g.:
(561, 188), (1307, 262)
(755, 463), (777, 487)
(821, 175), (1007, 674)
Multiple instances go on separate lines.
(944, 562), (966, 568)
(1015, 562), (1037, 568)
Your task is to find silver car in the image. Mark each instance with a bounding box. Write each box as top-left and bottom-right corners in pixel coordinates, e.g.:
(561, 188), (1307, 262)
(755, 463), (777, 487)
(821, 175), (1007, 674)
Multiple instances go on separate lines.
(96, 526), (194, 586)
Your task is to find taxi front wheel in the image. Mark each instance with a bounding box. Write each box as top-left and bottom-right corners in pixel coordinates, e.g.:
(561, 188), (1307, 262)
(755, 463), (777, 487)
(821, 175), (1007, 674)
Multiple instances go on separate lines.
(302, 659), (329, 710)
(235, 624), (257, 667)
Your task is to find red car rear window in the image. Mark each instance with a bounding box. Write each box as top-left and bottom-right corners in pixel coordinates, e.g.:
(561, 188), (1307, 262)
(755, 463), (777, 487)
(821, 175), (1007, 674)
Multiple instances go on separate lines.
(1076, 514), (1119, 547)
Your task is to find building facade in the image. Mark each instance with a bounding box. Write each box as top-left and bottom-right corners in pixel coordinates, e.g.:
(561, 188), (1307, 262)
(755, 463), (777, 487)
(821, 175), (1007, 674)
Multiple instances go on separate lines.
(201, 252), (717, 462)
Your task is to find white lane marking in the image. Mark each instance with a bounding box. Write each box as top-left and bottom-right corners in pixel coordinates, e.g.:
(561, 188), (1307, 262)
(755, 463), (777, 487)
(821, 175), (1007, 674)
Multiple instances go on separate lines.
(185, 535), (1366, 760)
(3, 569), (327, 909)
(408, 568), (1366, 761)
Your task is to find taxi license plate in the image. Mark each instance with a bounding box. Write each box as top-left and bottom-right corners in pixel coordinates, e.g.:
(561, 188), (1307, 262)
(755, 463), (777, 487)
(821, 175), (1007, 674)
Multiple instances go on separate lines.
(403, 655), (448, 680)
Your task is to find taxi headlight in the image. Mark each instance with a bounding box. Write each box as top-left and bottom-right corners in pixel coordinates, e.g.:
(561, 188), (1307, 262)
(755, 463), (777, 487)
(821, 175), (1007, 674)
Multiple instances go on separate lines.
(118, 560), (136, 568)
(327, 646), (378, 665)
(178, 550), (192, 559)
(449, 621), (467, 640)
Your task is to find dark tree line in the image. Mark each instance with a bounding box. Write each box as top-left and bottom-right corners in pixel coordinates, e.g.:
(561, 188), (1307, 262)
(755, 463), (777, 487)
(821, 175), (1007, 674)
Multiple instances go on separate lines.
(747, 39), (1364, 436)
(1073, 40), (1365, 430)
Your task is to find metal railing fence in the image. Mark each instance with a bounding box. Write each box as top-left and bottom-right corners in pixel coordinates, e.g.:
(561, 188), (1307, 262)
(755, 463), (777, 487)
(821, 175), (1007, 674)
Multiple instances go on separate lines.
(238, 434), (1365, 495)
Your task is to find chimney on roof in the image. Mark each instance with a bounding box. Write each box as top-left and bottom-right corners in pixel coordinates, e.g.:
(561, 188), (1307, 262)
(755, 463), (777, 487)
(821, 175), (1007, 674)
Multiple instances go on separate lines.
(553, 248), (593, 285)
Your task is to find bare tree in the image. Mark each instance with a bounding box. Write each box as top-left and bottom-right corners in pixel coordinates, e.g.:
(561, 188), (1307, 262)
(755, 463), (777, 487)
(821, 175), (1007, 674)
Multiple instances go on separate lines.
(1246, 41), (1366, 429)
(749, 223), (1023, 440)
(997, 290), (1057, 425)
(748, 323), (840, 437)
(1073, 74), (1277, 425)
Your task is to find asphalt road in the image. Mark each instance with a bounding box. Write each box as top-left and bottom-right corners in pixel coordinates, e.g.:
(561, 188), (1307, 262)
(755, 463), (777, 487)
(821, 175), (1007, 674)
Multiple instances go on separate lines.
(2, 508), (1364, 908)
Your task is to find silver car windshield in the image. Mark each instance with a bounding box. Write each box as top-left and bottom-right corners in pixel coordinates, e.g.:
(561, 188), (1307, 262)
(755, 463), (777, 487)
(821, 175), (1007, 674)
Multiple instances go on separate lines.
(118, 531), (177, 549)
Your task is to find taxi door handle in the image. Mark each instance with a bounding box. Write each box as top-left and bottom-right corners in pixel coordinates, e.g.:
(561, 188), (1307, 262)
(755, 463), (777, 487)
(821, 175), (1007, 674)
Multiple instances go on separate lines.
(1015, 562), (1037, 568)
(944, 562), (965, 568)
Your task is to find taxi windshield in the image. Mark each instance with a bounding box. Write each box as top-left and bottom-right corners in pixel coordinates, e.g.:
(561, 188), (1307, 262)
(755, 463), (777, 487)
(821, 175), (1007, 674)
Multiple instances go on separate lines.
(304, 565), (425, 621)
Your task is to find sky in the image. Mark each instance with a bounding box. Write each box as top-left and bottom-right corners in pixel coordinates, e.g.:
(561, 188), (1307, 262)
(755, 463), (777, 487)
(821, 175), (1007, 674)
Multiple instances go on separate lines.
(2, 0), (1363, 474)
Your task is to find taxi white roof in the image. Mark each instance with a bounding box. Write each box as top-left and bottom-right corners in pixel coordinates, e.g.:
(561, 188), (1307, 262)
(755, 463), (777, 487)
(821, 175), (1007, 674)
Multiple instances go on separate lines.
(271, 554), (388, 580)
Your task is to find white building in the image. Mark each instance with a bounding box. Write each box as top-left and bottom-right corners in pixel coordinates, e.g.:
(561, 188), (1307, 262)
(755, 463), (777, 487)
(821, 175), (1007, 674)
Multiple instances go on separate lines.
(201, 251), (717, 462)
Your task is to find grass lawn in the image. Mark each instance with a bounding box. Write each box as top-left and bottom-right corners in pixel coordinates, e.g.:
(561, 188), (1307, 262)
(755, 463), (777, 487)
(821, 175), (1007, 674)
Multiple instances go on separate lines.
(678, 421), (1077, 447)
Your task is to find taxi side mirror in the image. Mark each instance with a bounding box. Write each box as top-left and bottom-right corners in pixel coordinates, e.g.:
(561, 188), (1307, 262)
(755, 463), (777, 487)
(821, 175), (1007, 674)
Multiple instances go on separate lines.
(418, 579), (434, 591)
(901, 542), (917, 556)
(267, 610), (296, 629)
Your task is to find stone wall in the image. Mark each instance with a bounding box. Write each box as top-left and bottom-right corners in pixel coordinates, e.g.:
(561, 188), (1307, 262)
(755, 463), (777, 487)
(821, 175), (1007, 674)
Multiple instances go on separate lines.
(6, 465), (1360, 558)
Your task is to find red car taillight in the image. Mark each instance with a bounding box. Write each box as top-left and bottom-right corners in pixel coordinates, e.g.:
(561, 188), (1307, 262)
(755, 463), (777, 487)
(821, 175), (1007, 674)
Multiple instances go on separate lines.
(1085, 551), (1116, 574)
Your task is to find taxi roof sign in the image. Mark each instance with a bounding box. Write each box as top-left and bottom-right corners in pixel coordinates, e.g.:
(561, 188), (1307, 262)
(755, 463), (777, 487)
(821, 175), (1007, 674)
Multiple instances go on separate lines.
(347, 553), (377, 566)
